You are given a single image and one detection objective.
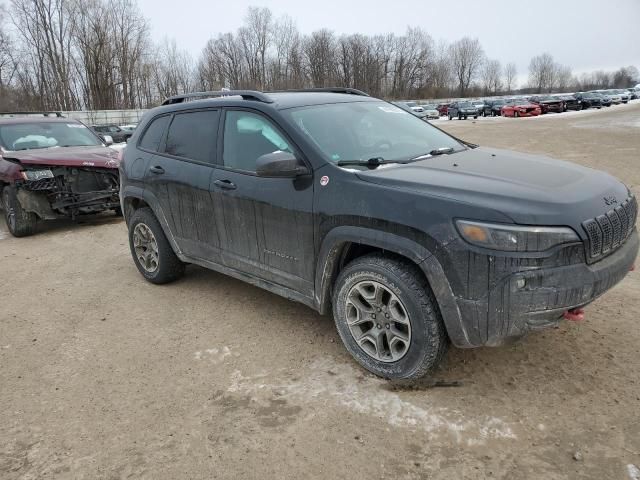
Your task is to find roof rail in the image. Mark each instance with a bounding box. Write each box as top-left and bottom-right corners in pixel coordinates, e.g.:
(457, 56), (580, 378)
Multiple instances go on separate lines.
(269, 87), (370, 97)
(0, 111), (64, 117)
(161, 90), (274, 106)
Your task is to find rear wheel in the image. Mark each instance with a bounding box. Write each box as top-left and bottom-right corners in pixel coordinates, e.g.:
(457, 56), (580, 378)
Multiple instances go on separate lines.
(332, 254), (448, 380)
(2, 186), (37, 237)
(128, 207), (185, 284)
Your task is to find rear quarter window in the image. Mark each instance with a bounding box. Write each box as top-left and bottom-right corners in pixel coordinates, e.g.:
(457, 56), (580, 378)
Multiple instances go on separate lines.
(139, 115), (171, 152)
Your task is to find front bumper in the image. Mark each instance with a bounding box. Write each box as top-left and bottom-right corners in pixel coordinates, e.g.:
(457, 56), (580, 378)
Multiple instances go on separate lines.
(454, 230), (638, 347)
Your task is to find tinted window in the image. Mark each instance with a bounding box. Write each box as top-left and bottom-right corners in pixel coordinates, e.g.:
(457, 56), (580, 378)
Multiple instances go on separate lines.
(165, 110), (219, 163)
(223, 111), (291, 172)
(139, 115), (170, 152)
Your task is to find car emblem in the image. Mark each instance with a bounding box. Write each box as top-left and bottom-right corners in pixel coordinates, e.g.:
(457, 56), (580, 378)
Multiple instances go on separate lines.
(604, 195), (618, 206)
(320, 176), (329, 186)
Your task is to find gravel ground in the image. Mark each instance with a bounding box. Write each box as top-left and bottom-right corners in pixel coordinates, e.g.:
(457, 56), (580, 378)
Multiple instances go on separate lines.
(1, 102), (639, 480)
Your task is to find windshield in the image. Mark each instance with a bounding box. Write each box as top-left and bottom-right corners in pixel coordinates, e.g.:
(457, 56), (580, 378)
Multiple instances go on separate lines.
(458, 102), (473, 107)
(423, 104), (437, 109)
(0, 122), (102, 151)
(284, 101), (464, 165)
(405, 101), (417, 107)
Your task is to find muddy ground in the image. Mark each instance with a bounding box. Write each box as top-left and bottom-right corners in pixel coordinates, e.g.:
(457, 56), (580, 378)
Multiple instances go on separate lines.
(1, 102), (639, 480)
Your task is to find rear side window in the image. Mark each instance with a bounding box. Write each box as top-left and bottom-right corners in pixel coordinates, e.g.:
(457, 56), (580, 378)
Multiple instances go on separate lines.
(139, 115), (170, 152)
(164, 110), (219, 163)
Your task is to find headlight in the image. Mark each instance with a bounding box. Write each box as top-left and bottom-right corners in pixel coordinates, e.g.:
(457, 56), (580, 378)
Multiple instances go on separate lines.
(456, 220), (579, 252)
(21, 169), (54, 181)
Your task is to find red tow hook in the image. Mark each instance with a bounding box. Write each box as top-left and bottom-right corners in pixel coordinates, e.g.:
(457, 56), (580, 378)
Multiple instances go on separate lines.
(564, 308), (585, 322)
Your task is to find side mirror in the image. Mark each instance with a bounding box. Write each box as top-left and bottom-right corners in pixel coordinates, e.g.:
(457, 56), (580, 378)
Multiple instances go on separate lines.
(102, 135), (114, 146)
(256, 151), (308, 178)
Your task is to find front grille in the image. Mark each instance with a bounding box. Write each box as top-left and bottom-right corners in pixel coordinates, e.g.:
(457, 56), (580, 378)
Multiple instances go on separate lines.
(582, 195), (637, 262)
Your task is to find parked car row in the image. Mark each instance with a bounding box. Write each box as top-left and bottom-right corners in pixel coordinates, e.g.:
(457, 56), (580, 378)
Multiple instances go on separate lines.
(407, 86), (639, 121)
(91, 123), (138, 144)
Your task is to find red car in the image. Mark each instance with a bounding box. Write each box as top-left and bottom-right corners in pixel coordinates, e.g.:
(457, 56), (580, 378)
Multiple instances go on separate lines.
(500, 99), (542, 118)
(0, 113), (121, 237)
(436, 103), (450, 116)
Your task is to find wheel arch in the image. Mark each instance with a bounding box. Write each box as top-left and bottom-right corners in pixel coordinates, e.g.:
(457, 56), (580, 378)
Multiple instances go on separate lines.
(315, 226), (472, 347)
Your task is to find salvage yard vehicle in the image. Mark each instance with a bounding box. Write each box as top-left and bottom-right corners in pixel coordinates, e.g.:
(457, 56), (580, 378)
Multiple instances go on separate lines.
(120, 88), (638, 380)
(575, 92), (604, 109)
(501, 99), (542, 117)
(92, 124), (132, 143)
(447, 101), (479, 120)
(558, 94), (582, 111)
(528, 96), (564, 114)
(0, 113), (121, 237)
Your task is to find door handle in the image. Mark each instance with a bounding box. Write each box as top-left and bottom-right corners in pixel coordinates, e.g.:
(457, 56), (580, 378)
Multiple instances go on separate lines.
(149, 166), (165, 174)
(213, 179), (237, 190)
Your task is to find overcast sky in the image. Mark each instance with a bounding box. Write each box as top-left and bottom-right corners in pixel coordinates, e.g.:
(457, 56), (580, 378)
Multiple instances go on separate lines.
(138, 0), (640, 83)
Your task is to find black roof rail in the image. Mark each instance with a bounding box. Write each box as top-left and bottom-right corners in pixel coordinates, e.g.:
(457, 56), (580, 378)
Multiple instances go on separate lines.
(269, 87), (370, 97)
(161, 90), (274, 106)
(0, 111), (64, 117)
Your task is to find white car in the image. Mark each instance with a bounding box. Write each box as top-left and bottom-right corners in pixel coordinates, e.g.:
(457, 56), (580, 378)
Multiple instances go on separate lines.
(420, 104), (441, 120)
(404, 101), (425, 114)
(119, 124), (138, 132)
(600, 91), (622, 104)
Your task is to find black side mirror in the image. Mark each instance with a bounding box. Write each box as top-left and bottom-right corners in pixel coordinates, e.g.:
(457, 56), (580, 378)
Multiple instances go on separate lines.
(256, 151), (308, 177)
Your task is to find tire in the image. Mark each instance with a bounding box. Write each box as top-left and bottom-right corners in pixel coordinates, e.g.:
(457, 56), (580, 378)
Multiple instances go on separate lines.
(458, 114), (462, 120)
(448, 114), (452, 120)
(473, 115), (478, 119)
(332, 253), (448, 380)
(128, 207), (185, 284)
(114, 206), (123, 217)
(514, 111), (520, 118)
(2, 185), (37, 237)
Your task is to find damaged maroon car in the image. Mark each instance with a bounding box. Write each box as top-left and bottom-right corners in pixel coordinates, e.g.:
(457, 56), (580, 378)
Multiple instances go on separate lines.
(0, 113), (121, 237)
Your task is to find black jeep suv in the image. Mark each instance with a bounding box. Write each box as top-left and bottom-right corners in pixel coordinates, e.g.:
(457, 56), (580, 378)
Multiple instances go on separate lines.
(119, 88), (638, 380)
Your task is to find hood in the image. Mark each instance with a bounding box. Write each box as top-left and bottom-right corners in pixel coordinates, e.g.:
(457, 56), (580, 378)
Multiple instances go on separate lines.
(355, 147), (629, 227)
(2, 145), (120, 169)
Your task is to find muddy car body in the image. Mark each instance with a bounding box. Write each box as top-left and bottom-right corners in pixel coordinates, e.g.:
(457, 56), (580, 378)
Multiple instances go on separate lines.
(0, 116), (121, 236)
(120, 89), (637, 380)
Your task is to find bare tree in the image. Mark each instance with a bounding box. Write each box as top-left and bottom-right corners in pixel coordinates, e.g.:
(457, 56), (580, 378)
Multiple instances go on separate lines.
(554, 64), (573, 92)
(449, 37), (484, 97)
(503, 62), (517, 93)
(480, 59), (502, 95)
(528, 53), (557, 93)
(238, 6), (272, 89)
(303, 29), (337, 87)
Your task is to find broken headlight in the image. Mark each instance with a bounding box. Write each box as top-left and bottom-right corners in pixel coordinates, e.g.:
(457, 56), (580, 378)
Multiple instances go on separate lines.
(456, 220), (579, 252)
(21, 169), (54, 181)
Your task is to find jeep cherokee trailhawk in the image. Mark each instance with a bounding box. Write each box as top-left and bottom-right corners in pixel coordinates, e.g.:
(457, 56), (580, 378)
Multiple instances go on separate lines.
(119, 88), (638, 380)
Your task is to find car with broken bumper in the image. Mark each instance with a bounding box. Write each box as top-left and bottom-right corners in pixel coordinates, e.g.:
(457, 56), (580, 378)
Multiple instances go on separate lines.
(119, 88), (638, 381)
(0, 116), (121, 237)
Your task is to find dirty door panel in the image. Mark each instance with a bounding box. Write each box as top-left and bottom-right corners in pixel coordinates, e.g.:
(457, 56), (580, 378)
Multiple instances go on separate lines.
(214, 109), (314, 296)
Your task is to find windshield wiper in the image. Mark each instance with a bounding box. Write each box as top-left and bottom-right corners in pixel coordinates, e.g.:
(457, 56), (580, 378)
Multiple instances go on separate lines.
(410, 147), (455, 161)
(336, 157), (413, 169)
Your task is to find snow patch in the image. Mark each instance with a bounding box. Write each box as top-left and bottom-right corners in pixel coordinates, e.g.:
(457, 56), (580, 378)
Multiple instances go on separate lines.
(628, 464), (640, 480)
(194, 346), (232, 364)
(228, 358), (516, 445)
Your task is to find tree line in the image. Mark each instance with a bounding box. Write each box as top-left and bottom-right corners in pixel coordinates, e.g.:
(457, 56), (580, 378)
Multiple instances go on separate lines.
(0, 2), (638, 111)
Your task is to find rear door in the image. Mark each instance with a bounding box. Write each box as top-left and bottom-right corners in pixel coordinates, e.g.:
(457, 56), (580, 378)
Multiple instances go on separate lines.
(143, 108), (223, 262)
(212, 108), (315, 296)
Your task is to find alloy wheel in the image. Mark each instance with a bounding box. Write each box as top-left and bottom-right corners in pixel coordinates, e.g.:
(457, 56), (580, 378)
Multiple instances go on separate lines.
(132, 222), (159, 273)
(345, 280), (412, 362)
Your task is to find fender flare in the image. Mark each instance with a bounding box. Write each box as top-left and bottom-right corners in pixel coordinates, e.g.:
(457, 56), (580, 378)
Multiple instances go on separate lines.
(315, 226), (472, 348)
(121, 186), (183, 257)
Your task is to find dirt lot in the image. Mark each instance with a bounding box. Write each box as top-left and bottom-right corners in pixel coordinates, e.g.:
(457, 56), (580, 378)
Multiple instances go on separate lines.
(1, 103), (640, 480)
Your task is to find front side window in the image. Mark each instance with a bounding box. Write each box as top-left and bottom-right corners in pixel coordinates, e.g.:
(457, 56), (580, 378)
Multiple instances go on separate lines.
(0, 122), (102, 151)
(222, 111), (291, 172)
(164, 110), (219, 163)
(284, 101), (463, 165)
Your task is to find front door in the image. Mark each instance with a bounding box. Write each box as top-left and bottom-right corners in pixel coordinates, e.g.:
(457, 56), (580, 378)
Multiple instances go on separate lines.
(212, 109), (315, 297)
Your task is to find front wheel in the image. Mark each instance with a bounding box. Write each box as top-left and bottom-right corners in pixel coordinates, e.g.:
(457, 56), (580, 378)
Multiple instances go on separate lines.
(332, 254), (448, 380)
(128, 207), (185, 284)
(2, 186), (37, 237)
